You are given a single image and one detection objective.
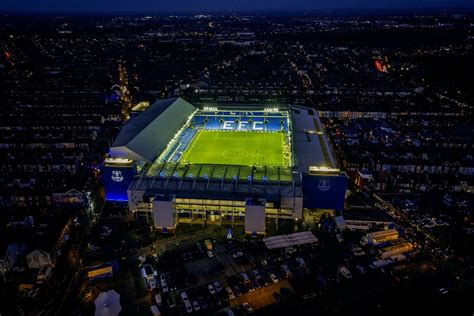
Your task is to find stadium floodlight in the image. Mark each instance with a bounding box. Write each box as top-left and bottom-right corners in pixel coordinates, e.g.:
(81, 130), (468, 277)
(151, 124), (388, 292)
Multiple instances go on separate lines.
(104, 157), (133, 164)
(264, 107), (279, 112)
(309, 166), (340, 174)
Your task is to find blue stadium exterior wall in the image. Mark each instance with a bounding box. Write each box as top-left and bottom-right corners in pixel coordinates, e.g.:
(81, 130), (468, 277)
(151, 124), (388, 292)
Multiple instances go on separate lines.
(302, 174), (347, 211)
(101, 165), (136, 202)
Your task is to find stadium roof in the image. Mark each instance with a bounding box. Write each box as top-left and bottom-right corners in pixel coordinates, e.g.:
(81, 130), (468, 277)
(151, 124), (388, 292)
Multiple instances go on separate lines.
(110, 97), (196, 162)
(290, 105), (337, 173)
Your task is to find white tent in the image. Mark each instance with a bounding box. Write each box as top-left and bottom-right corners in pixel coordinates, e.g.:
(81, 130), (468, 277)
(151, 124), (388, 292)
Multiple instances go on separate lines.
(94, 290), (121, 316)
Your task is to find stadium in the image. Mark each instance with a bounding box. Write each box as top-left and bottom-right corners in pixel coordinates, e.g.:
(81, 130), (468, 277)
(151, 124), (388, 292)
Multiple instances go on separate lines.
(102, 98), (347, 235)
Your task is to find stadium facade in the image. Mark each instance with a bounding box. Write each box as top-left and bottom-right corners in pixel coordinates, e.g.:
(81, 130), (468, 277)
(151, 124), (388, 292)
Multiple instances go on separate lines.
(102, 97), (347, 235)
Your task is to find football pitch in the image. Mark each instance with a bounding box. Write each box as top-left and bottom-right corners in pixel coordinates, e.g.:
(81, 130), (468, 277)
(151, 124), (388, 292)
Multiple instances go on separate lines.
(180, 130), (288, 166)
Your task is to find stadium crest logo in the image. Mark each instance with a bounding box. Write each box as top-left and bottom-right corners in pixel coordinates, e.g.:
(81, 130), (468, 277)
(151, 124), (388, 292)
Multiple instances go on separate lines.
(111, 170), (124, 182)
(317, 178), (331, 192)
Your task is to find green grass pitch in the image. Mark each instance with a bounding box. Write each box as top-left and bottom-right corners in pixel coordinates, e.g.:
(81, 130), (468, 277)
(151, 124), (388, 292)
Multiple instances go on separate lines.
(180, 130), (288, 167)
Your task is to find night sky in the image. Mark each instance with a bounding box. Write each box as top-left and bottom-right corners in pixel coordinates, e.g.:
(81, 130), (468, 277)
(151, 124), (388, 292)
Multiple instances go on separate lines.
(1, 0), (473, 13)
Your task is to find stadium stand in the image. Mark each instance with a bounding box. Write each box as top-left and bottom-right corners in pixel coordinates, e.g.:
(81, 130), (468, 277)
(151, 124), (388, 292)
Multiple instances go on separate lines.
(163, 128), (197, 162)
(192, 112), (288, 132)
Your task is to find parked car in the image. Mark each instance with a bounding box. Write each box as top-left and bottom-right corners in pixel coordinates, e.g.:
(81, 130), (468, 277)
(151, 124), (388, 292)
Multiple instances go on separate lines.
(161, 281), (168, 293)
(241, 272), (250, 283)
(221, 307), (235, 316)
(232, 252), (244, 259)
(252, 269), (262, 281)
(213, 281), (223, 293)
(242, 302), (254, 314)
(356, 265), (366, 274)
(180, 291), (189, 301)
(148, 280), (157, 291)
(226, 286), (235, 300)
(192, 300), (201, 312)
(339, 266), (352, 279)
(180, 292), (193, 314)
(233, 285), (242, 297)
(154, 293), (162, 306)
(150, 305), (161, 316)
(269, 273), (279, 283)
(281, 265), (292, 278)
(207, 284), (216, 295)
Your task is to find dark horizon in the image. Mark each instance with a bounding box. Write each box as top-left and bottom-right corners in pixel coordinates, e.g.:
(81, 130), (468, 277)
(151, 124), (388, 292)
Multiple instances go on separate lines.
(1, 0), (474, 14)
(2, 7), (474, 17)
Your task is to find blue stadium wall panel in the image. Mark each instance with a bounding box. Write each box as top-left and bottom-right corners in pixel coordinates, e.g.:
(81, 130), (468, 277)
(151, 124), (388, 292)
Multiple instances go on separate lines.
(101, 165), (135, 201)
(302, 174), (348, 210)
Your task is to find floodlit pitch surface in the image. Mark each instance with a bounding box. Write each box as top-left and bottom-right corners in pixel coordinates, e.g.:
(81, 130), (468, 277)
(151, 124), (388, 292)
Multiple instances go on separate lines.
(180, 130), (288, 166)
